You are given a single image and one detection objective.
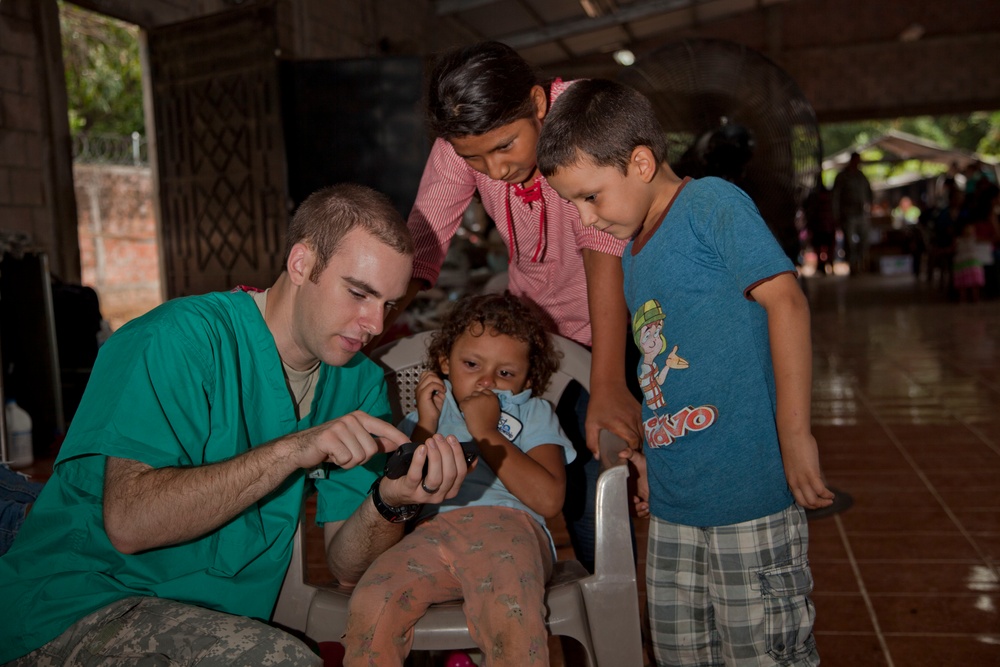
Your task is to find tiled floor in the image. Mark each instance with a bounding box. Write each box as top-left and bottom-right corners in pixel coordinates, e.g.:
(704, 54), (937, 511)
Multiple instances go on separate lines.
(800, 272), (1000, 666)
(14, 271), (1000, 666)
(306, 271), (1000, 666)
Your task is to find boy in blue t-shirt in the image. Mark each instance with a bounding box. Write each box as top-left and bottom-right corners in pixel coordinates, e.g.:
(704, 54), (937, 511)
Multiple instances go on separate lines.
(537, 79), (834, 666)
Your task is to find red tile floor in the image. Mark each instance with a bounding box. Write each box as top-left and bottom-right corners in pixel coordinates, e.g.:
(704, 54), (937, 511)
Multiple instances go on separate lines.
(797, 272), (1000, 666)
(15, 271), (1000, 666)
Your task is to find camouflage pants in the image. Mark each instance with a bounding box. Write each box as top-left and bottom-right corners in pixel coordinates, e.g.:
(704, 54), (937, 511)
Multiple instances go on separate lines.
(6, 596), (322, 667)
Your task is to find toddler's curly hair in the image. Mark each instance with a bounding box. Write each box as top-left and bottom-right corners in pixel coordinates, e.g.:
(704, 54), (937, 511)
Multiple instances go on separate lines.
(426, 292), (561, 394)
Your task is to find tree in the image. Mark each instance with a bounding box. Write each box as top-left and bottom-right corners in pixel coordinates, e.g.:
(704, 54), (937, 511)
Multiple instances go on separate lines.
(820, 111), (1000, 187)
(821, 112), (1000, 160)
(60, 1), (144, 137)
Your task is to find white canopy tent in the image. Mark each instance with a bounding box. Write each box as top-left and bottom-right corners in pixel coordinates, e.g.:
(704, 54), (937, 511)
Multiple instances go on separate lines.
(822, 129), (996, 174)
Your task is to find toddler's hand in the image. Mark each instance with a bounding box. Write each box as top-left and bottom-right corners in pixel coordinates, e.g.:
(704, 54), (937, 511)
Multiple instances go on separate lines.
(415, 371), (447, 429)
(459, 390), (501, 439)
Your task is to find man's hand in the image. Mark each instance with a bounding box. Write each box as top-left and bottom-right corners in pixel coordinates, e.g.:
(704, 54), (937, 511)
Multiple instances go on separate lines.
(781, 433), (835, 510)
(379, 433), (470, 505)
(289, 410), (410, 470)
(585, 385), (643, 458)
(325, 432), (471, 586)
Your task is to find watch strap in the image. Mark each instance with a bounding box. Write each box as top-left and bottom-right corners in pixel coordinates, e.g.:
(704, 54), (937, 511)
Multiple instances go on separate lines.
(369, 476), (420, 524)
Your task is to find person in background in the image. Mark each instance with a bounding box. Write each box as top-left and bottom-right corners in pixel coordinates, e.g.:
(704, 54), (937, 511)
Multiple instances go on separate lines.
(832, 152), (873, 274)
(538, 78), (833, 666)
(891, 196), (921, 228)
(0, 184), (472, 666)
(802, 180), (838, 275)
(343, 292), (575, 667)
(0, 464), (43, 556)
(379, 40), (641, 573)
(962, 174), (1000, 298)
(952, 222), (986, 303)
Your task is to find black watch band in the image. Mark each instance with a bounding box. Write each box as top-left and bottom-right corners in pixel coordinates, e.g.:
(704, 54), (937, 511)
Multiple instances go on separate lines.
(369, 476), (420, 524)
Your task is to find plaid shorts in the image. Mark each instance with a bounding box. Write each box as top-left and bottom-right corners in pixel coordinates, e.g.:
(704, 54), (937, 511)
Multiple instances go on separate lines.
(646, 504), (819, 666)
(8, 596), (321, 667)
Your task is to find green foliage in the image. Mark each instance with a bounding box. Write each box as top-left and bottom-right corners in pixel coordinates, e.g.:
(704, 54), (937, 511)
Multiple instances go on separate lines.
(819, 111), (1000, 188)
(820, 112), (1000, 159)
(60, 2), (144, 137)
(975, 111), (1000, 155)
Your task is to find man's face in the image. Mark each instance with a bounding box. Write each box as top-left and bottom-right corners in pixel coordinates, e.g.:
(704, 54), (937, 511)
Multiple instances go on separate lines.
(448, 117), (543, 187)
(292, 228), (412, 368)
(547, 155), (649, 241)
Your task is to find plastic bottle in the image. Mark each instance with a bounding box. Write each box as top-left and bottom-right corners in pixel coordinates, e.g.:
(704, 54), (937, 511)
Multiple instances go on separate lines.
(4, 399), (33, 468)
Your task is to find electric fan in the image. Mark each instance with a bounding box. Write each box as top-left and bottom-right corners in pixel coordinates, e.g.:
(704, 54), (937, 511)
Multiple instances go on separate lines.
(618, 38), (822, 260)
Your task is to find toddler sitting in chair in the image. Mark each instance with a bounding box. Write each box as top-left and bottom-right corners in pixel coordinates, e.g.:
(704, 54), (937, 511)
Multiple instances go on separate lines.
(342, 292), (575, 667)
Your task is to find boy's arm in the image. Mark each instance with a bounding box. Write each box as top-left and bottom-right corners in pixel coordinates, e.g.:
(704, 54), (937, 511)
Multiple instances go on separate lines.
(749, 273), (835, 510)
(582, 249), (643, 456)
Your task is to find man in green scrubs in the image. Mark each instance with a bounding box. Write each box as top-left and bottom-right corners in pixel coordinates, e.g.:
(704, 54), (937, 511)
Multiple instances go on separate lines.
(0, 184), (471, 666)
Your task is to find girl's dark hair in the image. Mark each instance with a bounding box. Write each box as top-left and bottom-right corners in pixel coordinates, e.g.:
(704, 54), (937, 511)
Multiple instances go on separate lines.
(427, 292), (561, 394)
(426, 41), (540, 139)
(537, 78), (668, 177)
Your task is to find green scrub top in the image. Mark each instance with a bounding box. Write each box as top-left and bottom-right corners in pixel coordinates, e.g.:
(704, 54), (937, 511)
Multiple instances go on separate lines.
(0, 290), (390, 662)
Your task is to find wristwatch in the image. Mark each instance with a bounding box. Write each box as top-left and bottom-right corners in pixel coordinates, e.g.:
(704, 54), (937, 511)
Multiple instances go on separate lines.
(369, 476), (420, 524)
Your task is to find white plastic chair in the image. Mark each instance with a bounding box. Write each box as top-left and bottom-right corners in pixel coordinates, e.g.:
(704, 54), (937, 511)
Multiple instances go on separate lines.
(274, 331), (643, 666)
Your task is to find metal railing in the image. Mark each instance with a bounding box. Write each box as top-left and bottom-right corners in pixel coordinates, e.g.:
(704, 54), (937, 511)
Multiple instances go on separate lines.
(72, 131), (148, 166)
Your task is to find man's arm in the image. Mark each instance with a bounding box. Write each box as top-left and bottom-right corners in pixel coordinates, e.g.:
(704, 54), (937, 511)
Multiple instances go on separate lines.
(749, 273), (834, 510)
(322, 434), (469, 586)
(103, 411), (410, 554)
(582, 249), (643, 456)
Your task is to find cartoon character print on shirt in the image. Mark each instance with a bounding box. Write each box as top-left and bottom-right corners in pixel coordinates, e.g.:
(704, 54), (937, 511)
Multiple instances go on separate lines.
(631, 299), (718, 448)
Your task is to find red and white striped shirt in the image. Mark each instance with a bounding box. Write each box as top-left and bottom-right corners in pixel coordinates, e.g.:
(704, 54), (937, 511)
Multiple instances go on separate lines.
(407, 79), (627, 347)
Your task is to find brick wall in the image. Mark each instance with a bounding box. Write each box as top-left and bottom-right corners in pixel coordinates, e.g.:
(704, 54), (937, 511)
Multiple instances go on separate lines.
(73, 164), (162, 330)
(0, 0), (49, 244)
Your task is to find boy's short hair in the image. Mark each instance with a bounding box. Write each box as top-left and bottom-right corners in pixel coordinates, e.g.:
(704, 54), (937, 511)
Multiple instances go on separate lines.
(537, 78), (667, 177)
(426, 41), (539, 139)
(427, 292), (561, 394)
(285, 183), (413, 282)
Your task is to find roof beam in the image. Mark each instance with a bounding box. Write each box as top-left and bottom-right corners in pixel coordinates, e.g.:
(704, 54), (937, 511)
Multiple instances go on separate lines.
(496, 0), (794, 51)
(499, 0), (699, 49)
(435, 0), (502, 16)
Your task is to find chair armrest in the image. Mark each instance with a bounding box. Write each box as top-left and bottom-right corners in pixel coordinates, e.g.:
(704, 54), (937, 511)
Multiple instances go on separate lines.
(582, 429), (644, 667)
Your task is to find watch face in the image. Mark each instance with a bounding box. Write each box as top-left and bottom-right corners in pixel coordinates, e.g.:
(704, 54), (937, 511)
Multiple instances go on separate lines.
(392, 504), (419, 523)
(370, 476), (420, 523)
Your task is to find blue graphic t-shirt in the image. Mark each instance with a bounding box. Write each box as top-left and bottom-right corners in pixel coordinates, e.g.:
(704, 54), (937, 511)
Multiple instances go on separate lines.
(623, 177), (796, 527)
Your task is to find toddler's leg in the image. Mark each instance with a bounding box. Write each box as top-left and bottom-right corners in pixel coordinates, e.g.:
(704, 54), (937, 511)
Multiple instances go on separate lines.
(453, 507), (552, 667)
(646, 516), (721, 666)
(342, 524), (463, 667)
(707, 504), (819, 667)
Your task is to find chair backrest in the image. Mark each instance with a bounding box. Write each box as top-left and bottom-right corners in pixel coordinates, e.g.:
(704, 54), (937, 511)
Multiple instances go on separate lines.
(368, 329), (587, 423)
